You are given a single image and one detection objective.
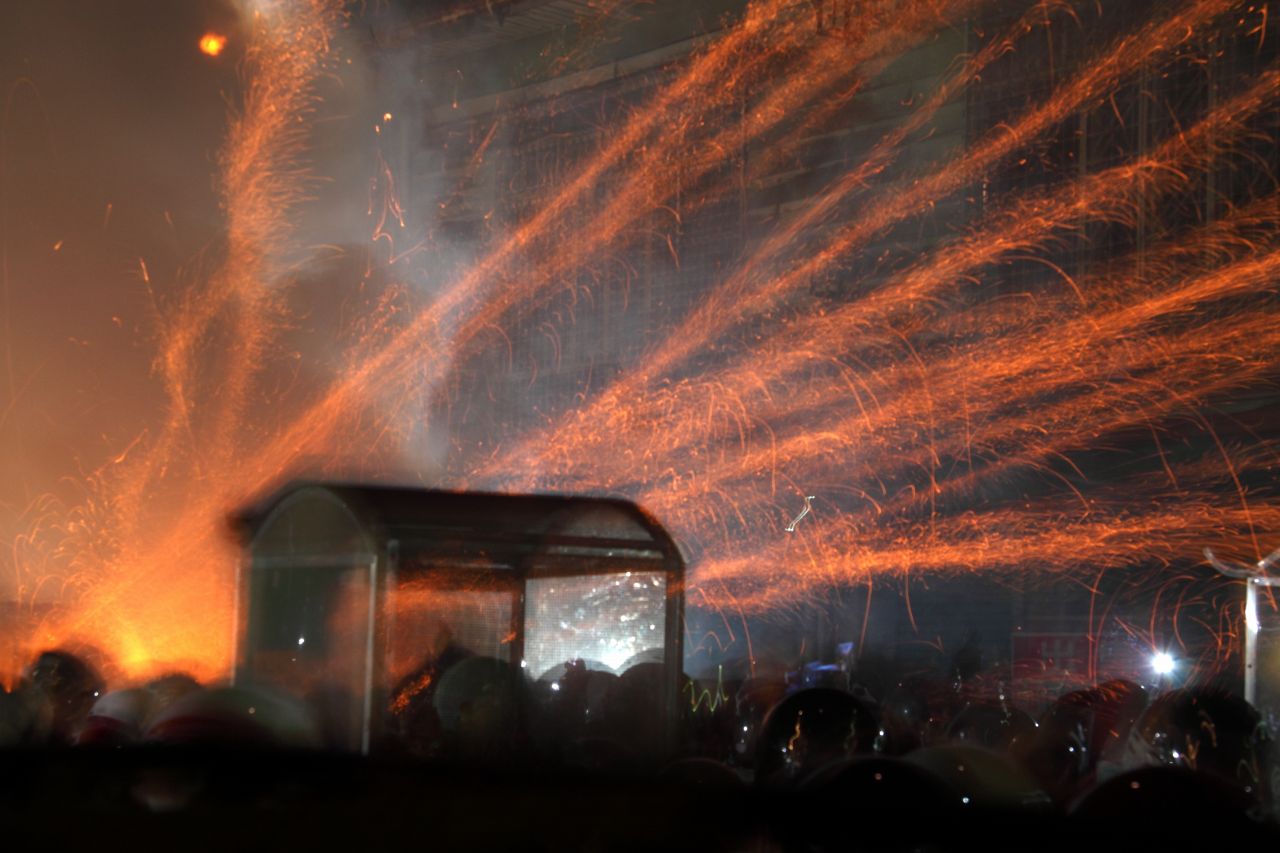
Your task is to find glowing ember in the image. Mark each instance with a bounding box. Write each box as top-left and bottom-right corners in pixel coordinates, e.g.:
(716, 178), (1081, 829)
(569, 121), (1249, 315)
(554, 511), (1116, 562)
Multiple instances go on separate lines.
(199, 32), (227, 57)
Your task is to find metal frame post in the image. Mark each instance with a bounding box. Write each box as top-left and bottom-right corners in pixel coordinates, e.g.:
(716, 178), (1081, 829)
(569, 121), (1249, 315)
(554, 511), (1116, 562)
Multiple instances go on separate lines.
(1206, 547), (1279, 707)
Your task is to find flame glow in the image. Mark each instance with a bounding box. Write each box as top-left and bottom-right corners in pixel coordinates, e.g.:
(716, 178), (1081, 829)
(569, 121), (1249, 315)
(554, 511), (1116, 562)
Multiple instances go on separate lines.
(3, 0), (1277, 691)
(199, 33), (228, 57)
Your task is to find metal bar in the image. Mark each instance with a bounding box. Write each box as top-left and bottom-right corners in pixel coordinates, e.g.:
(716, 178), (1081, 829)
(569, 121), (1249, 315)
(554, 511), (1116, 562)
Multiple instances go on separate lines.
(250, 555), (378, 570)
(361, 557), (378, 756)
(665, 565), (683, 755)
(1205, 547), (1280, 585)
(394, 529), (667, 551)
(1245, 579), (1259, 706)
(511, 582), (528, 742)
(1206, 547), (1276, 705)
(230, 554), (243, 687)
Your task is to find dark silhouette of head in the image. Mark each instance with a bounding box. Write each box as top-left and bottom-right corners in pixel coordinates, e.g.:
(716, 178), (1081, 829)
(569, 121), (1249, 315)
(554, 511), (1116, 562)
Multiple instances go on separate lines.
(754, 687), (879, 785)
(21, 649), (105, 743)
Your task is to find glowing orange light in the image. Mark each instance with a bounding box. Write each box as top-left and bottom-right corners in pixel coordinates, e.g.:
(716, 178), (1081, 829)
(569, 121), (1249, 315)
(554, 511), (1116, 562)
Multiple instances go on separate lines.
(10, 0), (1275, 694)
(199, 33), (227, 57)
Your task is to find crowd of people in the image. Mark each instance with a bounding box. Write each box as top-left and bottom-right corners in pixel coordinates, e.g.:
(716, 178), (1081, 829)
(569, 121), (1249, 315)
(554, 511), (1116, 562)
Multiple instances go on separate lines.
(1, 643), (1277, 842)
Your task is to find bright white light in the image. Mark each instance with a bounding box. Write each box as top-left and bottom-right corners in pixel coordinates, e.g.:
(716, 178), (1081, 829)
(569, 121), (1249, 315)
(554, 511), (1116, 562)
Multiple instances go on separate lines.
(297, 637), (306, 646)
(1151, 651), (1175, 675)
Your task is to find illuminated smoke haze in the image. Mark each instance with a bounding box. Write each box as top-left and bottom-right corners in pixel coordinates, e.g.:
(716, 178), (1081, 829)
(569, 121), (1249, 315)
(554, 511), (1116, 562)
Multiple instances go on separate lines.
(0, 0), (1277, 690)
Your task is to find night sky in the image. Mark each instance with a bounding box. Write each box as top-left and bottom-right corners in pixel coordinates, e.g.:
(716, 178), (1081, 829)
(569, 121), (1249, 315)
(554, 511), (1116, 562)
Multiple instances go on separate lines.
(1, 1), (1275, 691)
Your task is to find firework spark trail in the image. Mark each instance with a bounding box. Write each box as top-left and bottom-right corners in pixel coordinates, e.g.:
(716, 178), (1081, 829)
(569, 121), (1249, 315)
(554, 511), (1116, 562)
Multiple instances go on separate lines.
(21, 0), (346, 681)
(689, 499), (1280, 613)
(193, 1), (342, 465)
(15, 2), (1275, 683)
(495, 0), (1244, 478)
(480, 0), (1073, 478)
(228, 0), (975, 485)
(744, 0), (1076, 248)
(434, 118), (501, 220)
(9, 0), (826, 679)
(432, 0), (975, 359)
(603, 191), (1280, 499)
(36, 0), (989, 683)
(851, 412), (1280, 550)
(111, 0), (341, 546)
(738, 0), (1071, 187)
(512, 71), (1279, 487)
(541, 0), (678, 80)
(704, 447), (1280, 593)
(644, 329), (1280, 576)
(187, 0), (828, 473)
(554, 191), (1280, 556)
(667, 0), (1244, 362)
(658, 239), (1280, 584)
(639, 242), (1280, 531)
(707, 187), (1280, 471)
(416, 0), (819, 284)
(654, 0), (1074, 362)
(747, 66), (1279, 372)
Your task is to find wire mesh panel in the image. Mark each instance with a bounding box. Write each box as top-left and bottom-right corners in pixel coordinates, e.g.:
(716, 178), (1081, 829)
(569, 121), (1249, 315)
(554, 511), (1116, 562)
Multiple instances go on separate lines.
(524, 571), (667, 680)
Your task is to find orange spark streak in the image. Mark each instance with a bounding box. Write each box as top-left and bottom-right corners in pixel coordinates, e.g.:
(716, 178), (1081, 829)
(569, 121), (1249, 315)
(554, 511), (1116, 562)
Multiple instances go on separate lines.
(638, 242), (1280, 522)
(508, 71), (1279, 491)
(9, 0), (1276, 688)
(19, 0), (346, 683)
(501, 0), (1244, 474)
(203, 0), (974, 491)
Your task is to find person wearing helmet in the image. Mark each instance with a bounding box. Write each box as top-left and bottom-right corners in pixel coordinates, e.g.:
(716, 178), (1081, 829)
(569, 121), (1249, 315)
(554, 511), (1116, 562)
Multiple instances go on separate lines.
(431, 655), (523, 762)
(386, 621), (473, 757)
(143, 683), (320, 749)
(77, 687), (152, 747)
(77, 673), (202, 747)
(753, 687), (879, 786)
(731, 675), (788, 769)
(875, 674), (956, 756)
(19, 649), (105, 744)
(0, 684), (50, 746)
(945, 698), (1037, 753)
(907, 743), (1053, 812)
(1117, 686), (1272, 805)
(1021, 680), (1147, 804)
(531, 659), (622, 761)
